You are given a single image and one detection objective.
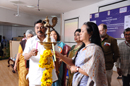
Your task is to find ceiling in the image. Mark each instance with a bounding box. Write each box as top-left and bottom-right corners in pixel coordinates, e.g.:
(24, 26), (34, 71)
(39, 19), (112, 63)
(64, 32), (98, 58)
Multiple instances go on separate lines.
(0, 0), (104, 18)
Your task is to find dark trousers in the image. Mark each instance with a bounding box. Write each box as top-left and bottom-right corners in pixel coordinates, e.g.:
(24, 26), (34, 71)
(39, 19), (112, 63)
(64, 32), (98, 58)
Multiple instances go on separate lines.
(122, 74), (130, 86)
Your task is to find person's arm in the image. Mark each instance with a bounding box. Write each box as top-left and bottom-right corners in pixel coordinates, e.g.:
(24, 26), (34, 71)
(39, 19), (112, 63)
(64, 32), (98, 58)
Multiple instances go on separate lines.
(53, 44), (60, 75)
(14, 44), (22, 71)
(55, 51), (74, 66)
(70, 65), (88, 76)
(55, 46), (88, 76)
(116, 59), (122, 76)
(14, 53), (21, 71)
(55, 58), (59, 75)
(67, 65), (70, 70)
(116, 43), (122, 76)
(112, 39), (120, 62)
(23, 38), (38, 60)
(66, 45), (75, 70)
(24, 52), (32, 60)
(24, 48), (38, 60)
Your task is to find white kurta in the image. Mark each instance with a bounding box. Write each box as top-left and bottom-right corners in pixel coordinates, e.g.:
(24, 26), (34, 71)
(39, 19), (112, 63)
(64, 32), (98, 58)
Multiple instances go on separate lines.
(23, 35), (58, 85)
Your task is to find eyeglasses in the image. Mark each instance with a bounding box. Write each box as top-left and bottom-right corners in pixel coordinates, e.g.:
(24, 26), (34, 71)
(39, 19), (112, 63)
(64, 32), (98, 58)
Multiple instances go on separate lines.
(40, 26), (45, 29)
(124, 34), (130, 36)
(35, 26), (46, 29)
(41, 26), (47, 29)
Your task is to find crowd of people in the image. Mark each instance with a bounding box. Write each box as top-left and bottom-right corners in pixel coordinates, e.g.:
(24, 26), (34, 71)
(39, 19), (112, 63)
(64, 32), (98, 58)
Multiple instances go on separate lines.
(13, 19), (130, 86)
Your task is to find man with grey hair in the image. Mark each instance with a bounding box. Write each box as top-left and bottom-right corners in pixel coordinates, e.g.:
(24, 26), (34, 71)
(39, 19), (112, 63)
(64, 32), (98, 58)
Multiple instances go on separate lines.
(98, 24), (120, 86)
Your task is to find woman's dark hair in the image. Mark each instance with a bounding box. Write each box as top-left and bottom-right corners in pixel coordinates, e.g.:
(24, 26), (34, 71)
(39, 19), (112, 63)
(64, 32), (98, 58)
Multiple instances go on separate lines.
(73, 22), (102, 64)
(85, 22), (102, 47)
(74, 29), (81, 35)
(34, 19), (42, 26)
(50, 29), (61, 41)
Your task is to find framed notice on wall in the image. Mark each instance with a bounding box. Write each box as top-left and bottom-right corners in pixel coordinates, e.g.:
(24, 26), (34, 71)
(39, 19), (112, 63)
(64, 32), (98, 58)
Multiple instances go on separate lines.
(64, 17), (79, 42)
(90, 5), (130, 39)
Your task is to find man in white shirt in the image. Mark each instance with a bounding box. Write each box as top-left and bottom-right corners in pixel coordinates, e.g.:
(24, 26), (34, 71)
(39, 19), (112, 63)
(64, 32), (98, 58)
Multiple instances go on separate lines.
(23, 20), (58, 86)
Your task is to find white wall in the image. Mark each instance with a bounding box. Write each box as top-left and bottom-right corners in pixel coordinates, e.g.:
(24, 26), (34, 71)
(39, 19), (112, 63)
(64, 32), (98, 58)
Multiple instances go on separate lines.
(0, 7), (41, 26)
(0, 25), (34, 40)
(3, 26), (12, 41)
(48, 18), (61, 34)
(12, 26), (34, 37)
(0, 7), (61, 42)
(0, 25), (12, 41)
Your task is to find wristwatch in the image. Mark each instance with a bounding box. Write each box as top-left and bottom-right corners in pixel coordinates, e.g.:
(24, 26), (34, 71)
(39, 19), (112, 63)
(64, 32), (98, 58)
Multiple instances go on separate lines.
(76, 67), (80, 72)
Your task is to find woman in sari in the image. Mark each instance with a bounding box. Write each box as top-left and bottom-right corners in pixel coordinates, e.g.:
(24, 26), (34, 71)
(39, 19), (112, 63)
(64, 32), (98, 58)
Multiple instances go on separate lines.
(67, 29), (82, 86)
(55, 22), (108, 86)
(14, 30), (34, 86)
(50, 30), (71, 86)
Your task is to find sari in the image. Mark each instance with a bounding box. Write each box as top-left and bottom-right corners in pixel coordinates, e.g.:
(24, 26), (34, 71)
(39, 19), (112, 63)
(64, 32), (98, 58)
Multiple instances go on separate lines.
(52, 41), (71, 86)
(67, 45), (81, 86)
(73, 43), (107, 86)
(17, 40), (29, 86)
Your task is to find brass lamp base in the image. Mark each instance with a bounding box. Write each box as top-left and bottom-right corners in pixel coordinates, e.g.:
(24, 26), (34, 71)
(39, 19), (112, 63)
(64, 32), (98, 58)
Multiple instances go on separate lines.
(39, 41), (56, 50)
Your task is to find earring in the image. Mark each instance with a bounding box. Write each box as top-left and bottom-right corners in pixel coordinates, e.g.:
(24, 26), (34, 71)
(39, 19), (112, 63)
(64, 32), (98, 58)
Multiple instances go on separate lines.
(89, 38), (91, 41)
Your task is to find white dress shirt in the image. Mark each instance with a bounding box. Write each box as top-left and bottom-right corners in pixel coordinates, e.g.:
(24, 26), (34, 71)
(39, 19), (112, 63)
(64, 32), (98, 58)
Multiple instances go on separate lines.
(23, 35), (58, 85)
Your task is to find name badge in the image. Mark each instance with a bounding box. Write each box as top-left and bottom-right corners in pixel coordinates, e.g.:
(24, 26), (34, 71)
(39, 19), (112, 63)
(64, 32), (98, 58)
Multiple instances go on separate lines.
(104, 42), (111, 46)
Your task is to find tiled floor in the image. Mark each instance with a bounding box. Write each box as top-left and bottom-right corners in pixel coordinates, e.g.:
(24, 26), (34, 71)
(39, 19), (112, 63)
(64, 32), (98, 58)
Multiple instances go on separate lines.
(111, 71), (122, 86)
